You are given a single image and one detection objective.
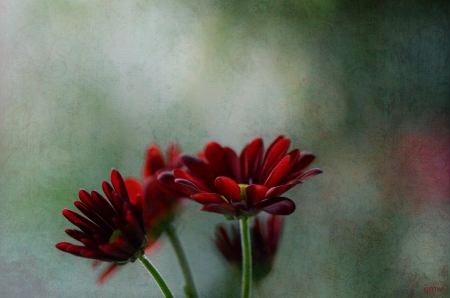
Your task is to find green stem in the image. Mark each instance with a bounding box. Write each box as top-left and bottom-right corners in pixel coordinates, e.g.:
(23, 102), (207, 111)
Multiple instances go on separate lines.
(240, 217), (252, 298)
(165, 224), (199, 298)
(138, 254), (174, 298)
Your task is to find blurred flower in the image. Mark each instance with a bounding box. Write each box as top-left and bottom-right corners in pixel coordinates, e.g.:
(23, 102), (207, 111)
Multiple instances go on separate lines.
(215, 215), (283, 281)
(395, 129), (449, 201)
(93, 143), (187, 283)
(159, 135), (322, 218)
(55, 169), (147, 264)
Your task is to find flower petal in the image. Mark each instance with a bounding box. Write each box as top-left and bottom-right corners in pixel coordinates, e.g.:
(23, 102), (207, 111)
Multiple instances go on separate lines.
(96, 264), (120, 284)
(157, 171), (197, 196)
(73, 201), (114, 234)
(266, 215), (283, 251)
(240, 137), (263, 184)
(174, 178), (203, 194)
(166, 142), (182, 167)
(296, 152), (316, 170)
(181, 155), (216, 185)
(261, 197), (296, 215)
(124, 178), (143, 205)
(62, 209), (109, 237)
(55, 242), (108, 260)
(215, 176), (241, 202)
(89, 190), (121, 225)
(224, 147), (241, 182)
(143, 144), (166, 178)
(65, 229), (95, 244)
(110, 169), (129, 200)
(200, 203), (237, 216)
(173, 169), (211, 191)
(245, 184), (269, 206)
(283, 152), (317, 181)
(265, 180), (301, 198)
(263, 155), (292, 188)
(230, 199), (253, 213)
(192, 193), (226, 204)
(205, 142), (234, 178)
(298, 168), (323, 180)
(259, 136), (291, 183)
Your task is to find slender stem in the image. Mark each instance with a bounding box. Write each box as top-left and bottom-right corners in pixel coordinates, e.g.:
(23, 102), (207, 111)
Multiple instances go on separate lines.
(240, 217), (252, 298)
(165, 224), (199, 298)
(138, 254), (174, 298)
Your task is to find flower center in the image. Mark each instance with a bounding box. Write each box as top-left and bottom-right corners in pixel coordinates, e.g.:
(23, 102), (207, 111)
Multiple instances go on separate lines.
(238, 184), (248, 203)
(109, 228), (123, 243)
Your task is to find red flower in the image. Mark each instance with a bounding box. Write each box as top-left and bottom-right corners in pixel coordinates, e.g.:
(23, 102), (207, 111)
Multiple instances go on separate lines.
(92, 143), (187, 283)
(55, 169), (147, 264)
(215, 215), (283, 281)
(159, 135), (322, 217)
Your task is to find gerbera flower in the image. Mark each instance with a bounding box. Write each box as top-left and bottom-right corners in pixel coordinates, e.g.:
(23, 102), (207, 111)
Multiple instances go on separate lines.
(215, 215), (283, 281)
(55, 169), (147, 264)
(93, 143), (187, 283)
(159, 135), (322, 218)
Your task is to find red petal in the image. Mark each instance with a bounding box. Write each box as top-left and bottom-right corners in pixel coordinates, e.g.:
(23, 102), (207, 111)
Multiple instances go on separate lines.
(96, 264), (120, 284)
(73, 201), (114, 234)
(110, 169), (129, 200)
(56, 242), (107, 260)
(205, 142), (234, 177)
(124, 178), (143, 205)
(245, 184), (269, 206)
(224, 147), (241, 182)
(296, 152), (316, 170)
(143, 145), (165, 178)
(261, 197), (296, 215)
(173, 178), (203, 195)
(215, 177), (241, 202)
(267, 215), (283, 251)
(173, 169), (211, 192)
(90, 190), (120, 225)
(230, 199), (252, 213)
(78, 189), (95, 209)
(166, 142), (182, 167)
(62, 209), (109, 237)
(200, 203), (237, 216)
(240, 137), (263, 184)
(298, 168), (323, 180)
(259, 136), (290, 183)
(283, 152), (317, 181)
(99, 243), (132, 260)
(181, 155), (216, 185)
(192, 193), (226, 204)
(263, 155), (292, 188)
(141, 177), (174, 226)
(265, 180), (301, 198)
(157, 171), (197, 196)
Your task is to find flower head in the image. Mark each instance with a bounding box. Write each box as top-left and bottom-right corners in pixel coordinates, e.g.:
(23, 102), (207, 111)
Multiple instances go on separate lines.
(159, 135), (322, 218)
(55, 169), (147, 264)
(215, 215), (283, 281)
(140, 143), (186, 231)
(92, 143), (188, 283)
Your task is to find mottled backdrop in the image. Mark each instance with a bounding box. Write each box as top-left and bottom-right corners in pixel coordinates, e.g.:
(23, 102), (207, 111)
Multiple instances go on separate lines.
(0, 0), (448, 297)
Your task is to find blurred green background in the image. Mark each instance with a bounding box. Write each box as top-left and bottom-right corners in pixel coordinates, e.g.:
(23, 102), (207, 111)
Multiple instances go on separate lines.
(0, 0), (448, 297)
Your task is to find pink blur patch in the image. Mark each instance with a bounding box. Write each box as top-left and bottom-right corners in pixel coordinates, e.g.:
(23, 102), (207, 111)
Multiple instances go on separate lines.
(395, 129), (449, 204)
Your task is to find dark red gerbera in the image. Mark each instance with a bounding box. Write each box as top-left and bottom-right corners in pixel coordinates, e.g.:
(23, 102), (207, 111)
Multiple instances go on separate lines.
(55, 169), (147, 264)
(215, 215), (283, 281)
(92, 143), (188, 283)
(159, 135), (322, 217)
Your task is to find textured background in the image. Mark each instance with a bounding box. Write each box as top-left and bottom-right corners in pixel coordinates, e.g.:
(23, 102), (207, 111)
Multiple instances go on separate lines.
(0, 0), (448, 297)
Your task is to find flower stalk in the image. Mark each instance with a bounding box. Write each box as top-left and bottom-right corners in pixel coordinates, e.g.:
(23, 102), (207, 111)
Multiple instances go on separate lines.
(165, 224), (199, 298)
(240, 216), (252, 298)
(138, 254), (174, 298)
